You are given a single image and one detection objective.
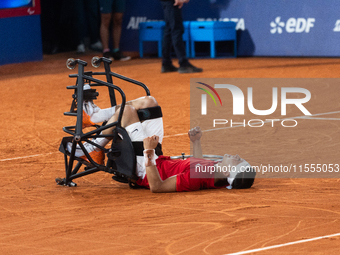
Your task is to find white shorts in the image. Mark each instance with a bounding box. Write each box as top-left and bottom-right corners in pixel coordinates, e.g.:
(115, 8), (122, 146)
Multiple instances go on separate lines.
(125, 118), (164, 179)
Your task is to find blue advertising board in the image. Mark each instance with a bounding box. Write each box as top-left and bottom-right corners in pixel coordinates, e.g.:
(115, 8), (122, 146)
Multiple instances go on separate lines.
(120, 0), (340, 57)
(0, 0), (42, 65)
(0, 0), (32, 9)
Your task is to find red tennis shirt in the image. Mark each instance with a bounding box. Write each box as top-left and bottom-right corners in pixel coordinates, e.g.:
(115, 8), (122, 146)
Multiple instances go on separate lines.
(136, 156), (225, 191)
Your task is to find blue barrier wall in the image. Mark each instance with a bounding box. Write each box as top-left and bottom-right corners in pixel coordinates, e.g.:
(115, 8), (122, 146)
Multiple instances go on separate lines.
(0, 15), (42, 65)
(121, 0), (340, 57)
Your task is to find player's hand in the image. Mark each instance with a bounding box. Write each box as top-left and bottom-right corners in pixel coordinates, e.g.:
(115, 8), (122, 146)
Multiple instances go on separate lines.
(174, 0), (189, 9)
(143, 135), (159, 150)
(188, 126), (202, 142)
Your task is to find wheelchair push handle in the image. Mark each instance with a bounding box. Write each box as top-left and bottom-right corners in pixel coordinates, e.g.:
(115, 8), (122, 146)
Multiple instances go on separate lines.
(66, 58), (88, 70)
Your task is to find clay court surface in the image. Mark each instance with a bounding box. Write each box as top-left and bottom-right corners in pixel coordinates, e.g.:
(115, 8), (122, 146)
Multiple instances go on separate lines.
(0, 53), (340, 254)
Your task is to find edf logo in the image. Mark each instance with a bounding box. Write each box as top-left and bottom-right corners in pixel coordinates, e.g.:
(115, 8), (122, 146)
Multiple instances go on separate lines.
(270, 17), (315, 34)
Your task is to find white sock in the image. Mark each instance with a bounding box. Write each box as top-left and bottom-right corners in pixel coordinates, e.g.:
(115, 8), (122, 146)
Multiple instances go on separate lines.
(67, 137), (110, 157)
(93, 136), (110, 150)
(91, 106), (116, 123)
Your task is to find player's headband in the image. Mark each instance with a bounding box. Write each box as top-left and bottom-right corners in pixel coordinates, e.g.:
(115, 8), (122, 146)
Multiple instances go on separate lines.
(226, 160), (252, 189)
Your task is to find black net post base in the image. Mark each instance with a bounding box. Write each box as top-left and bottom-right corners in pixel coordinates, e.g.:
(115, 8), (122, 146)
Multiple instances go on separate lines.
(56, 57), (149, 187)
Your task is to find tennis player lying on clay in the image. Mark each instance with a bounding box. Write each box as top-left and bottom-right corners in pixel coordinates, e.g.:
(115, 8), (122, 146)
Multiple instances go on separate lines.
(69, 93), (256, 192)
(138, 126), (256, 192)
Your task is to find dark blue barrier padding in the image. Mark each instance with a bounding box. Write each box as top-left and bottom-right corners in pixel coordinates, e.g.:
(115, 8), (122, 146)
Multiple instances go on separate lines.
(0, 15), (43, 65)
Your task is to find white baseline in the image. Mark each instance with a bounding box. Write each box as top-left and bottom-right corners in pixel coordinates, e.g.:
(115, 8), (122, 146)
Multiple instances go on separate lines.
(224, 232), (340, 255)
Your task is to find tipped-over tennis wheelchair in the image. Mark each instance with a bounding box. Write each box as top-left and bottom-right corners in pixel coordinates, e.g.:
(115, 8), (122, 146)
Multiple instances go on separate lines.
(55, 57), (227, 188)
(56, 57), (163, 188)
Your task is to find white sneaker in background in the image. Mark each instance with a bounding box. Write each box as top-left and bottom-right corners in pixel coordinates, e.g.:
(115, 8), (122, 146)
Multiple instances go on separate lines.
(77, 43), (86, 54)
(90, 41), (103, 52)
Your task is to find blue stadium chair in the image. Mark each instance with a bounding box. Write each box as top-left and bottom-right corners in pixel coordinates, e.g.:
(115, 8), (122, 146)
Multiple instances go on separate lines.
(139, 21), (165, 58)
(190, 21), (237, 58)
(139, 21), (191, 58)
(183, 21), (190, 58)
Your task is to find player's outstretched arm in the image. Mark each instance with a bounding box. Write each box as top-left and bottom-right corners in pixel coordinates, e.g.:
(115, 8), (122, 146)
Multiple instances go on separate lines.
(188, 126), (203, 159)
(143, 136), (176, 193)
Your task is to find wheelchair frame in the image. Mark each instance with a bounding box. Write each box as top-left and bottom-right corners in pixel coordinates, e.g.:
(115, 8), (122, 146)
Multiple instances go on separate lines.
(56, 57), (150, 187)
(56, 57), (226, 188)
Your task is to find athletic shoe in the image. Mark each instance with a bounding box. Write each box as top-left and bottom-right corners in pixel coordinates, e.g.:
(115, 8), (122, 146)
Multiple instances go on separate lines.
(83, 100), (101, 119)
(90, 41), (103, 52)
(82, 110), (96, 128)
(80, 150), (104, 165)
(67, 141), (104, 165)
(82, 100), (116, 128)
(82, 100), (101, 128)
(178, 63), (203, 73)
(112, 50), (131, 61)
(77, 43), (86, 54)
(161, 64), (179, 73)
(103, 51), (113, 60)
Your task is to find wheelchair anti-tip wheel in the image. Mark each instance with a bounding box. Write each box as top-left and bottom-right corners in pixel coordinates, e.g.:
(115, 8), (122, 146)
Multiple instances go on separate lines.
(91, 56), (101, 68)
(66, 58), (76, 70)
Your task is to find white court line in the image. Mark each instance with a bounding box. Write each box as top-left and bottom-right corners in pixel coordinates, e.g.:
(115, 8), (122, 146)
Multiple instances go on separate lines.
(2, 110), (340, 162)
(224, 232), (340, 255)
(299, 117), (340, 120)
(163, 110), (340, 138)
(0, 152), (56, 162)
(168, 111), (340, 254)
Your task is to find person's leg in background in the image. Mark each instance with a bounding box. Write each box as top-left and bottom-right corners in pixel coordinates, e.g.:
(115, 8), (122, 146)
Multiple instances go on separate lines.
(166, 1), (187, 67)
(72, 0), (86, 53)
(111, 0), (131, 61)
(99, 0), (113, 58)
(160, 0), (203, 73)
(85, 0), (103, 52)
(74, 0), (102, 54)
(40, 0), (64, 54)
(160, 0), (179, 73)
